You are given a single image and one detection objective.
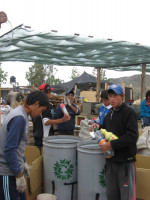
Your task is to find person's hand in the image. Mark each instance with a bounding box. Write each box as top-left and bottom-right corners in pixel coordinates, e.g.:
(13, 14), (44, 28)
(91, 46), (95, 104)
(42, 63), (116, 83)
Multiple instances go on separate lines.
(62, 114), (71, 122)
(23, 162), (30, 179)
(99, 141), (111, 153)
(16, 175), (26, 193)
(90, 123), (100, 132)
(66, 97), (71, 106)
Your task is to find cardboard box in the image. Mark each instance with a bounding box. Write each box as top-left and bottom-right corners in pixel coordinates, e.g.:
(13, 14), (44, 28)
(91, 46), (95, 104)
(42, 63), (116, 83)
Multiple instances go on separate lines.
(82, 102), (99, 115)
(80, 91), (97, 102)
(25, 145), (43, 200)
(136, 154), (150, 200)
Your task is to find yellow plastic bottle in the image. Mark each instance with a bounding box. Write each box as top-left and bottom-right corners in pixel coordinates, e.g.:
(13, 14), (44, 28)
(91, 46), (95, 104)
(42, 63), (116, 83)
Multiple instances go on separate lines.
(100, 128), (118, 141)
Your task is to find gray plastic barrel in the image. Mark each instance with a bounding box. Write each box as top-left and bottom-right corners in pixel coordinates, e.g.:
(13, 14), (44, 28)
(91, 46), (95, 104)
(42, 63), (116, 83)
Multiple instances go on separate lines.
(43, 135), (82, 200)
(37, 193), (57, 200)
(77, 140), (107, 200)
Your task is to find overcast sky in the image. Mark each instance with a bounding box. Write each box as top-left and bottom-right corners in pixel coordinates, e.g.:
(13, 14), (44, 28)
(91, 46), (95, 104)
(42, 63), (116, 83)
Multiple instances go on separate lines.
(1, 0), (149, 85)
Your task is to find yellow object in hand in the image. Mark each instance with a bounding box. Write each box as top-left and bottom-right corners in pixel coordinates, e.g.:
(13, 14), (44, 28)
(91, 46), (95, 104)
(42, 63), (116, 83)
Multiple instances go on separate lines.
(100, 128), (118, 141)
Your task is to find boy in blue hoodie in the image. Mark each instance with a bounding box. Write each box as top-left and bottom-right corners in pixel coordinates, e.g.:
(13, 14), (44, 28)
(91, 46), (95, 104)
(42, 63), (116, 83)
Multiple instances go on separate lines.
(140, 90), (150, 127)
(91, 90), (111, 128)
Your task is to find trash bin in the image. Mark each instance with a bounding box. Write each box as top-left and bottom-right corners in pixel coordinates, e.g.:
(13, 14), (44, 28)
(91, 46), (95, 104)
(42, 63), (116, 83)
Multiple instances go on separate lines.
(43, 135), (82, 200)
(77, 140), (106, 200)
(37, 193), (57, 200)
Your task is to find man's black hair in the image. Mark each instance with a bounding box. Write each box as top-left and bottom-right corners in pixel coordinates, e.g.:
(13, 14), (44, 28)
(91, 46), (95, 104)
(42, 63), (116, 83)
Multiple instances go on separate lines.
(107, 89), (115, 94)
(65, 90), (74, 96)
(16, 93), (24, 102)
(25, 91), (49, 108)
(107, 89), (124, 97)
(44, 85), (51, 94)
(100, 90), (108, 99)
(146, 90), (150, 100)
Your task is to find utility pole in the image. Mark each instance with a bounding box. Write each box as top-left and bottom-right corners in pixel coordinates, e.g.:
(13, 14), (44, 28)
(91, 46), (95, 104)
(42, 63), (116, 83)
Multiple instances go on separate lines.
(141, 64), (146, 101)
(96, 68), (101, 102)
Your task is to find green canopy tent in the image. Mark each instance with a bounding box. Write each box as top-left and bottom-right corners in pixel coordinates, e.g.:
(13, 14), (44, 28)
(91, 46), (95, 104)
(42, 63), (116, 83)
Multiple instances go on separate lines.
(0, 24), (150, 100)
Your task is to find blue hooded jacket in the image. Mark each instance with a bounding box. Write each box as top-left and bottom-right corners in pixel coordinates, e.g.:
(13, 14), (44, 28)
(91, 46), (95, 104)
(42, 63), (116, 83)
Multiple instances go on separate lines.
(140, 99), (150, 118)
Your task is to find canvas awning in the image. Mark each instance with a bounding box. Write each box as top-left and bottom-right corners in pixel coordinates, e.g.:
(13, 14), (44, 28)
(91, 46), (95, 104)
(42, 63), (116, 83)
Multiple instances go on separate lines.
(1, 25), (150, 71)
(0, 24), (149, 100)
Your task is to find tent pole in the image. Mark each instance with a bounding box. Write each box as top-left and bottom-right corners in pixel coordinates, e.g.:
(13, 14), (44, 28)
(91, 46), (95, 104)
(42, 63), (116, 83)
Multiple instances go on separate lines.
(96, 68), (101, 102)
(74, 84), (77, 95)
(0, 85), (1, 128)
(141, 64), (146, 101)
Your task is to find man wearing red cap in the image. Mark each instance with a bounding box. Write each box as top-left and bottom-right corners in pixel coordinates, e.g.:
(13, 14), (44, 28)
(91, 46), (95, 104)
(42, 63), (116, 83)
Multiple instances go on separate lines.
(33, 84), (70, 147)
(39, 84), (54, 93)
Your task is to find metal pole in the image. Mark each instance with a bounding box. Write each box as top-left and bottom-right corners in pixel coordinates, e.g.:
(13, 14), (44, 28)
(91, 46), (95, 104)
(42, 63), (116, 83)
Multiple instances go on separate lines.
(141, 64), (146, 101)
(0, 85), (1, 128)
(96, 68), (101, 102)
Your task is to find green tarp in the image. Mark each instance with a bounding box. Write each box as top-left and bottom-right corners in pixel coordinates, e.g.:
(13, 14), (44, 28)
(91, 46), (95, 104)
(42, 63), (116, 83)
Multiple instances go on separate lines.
(1, 25), (150, 72)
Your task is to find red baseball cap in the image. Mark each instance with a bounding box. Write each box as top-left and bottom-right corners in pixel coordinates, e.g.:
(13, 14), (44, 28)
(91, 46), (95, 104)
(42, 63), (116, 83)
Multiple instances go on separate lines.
(39, 84), (54, 93)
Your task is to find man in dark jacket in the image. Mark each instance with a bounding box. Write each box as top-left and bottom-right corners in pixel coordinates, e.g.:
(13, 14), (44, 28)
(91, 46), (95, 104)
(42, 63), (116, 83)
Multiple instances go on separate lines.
(56, 90), (80, 135)
(90, 84), (138, 200)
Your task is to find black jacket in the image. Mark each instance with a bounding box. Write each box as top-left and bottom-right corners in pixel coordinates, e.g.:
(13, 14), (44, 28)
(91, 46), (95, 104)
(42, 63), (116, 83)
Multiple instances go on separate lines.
(101, 103), (138, 163)
(56, 103), (80, 131)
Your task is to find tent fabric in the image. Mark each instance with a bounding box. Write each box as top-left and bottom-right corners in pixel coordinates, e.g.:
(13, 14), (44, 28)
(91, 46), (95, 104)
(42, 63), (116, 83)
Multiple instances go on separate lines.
(1, 25), (150, 72)
(51, 71), (109, 94)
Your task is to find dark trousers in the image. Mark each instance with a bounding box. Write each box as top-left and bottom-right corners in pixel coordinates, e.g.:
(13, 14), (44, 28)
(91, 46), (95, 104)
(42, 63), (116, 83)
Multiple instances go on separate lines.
(105, 161), (136, 200)
(0, 175), (26, 200)
(34, 137), (43, 147)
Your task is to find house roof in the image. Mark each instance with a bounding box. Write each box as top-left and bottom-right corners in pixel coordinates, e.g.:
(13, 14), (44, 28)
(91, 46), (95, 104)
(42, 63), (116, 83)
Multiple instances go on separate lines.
(1, 25), (150, 72)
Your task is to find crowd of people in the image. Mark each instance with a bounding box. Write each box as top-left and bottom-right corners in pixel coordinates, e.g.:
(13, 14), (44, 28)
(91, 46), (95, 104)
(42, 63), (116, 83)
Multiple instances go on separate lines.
(0, 83), (149, 200)
(0, 83), (81, 200)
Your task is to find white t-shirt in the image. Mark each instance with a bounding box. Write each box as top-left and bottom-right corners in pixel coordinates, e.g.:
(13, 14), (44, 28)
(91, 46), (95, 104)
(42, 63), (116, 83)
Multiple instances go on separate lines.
(42, 118), (51, 137)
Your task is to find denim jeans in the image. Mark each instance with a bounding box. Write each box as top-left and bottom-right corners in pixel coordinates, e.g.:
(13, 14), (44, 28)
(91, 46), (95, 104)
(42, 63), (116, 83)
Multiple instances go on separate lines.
(143, 116), (150, 127)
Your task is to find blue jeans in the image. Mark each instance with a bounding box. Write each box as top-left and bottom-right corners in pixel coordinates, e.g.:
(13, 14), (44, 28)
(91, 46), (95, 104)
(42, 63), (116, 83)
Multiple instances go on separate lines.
(143, 116), (150, 127)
